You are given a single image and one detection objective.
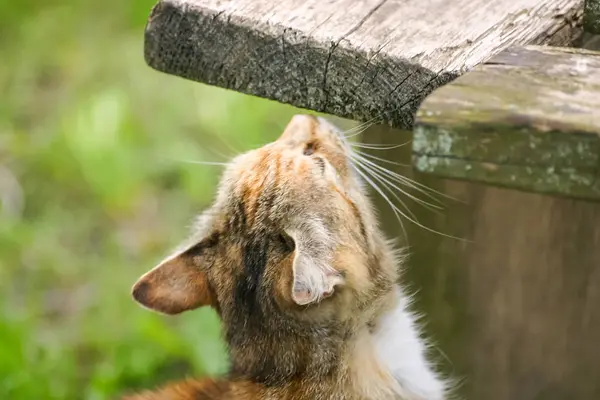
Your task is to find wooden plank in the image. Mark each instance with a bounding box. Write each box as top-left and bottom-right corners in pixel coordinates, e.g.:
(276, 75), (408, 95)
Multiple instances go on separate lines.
(363, 124), (600, 400)
(585, 0), (600, 33)
(413, 45), (600, 201)
(144, 0), (583, 129)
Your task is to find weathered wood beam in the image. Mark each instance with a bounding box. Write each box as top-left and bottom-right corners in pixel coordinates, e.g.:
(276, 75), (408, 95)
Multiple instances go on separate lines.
(585, 0), (600, 33)
(413, 45), (600, 201)
(144, 0), (583, 129)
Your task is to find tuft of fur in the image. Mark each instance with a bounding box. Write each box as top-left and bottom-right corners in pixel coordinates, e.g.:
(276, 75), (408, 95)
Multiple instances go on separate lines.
(125, 115), (449, 399)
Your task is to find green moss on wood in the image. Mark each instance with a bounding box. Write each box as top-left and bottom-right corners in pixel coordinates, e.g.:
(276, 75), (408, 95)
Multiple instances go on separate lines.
(414, 124), (599, 169)
(413, 46), (600, 200)
(413, 155), (600, 201)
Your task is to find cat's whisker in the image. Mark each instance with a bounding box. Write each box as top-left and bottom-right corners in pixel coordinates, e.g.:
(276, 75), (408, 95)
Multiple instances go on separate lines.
(350, 141), (411, 150)
(351, 155), (442, 223)
(340, 122), (461, 204)
(351, 154), (470, 241)
(351, 152), (445, 208)
(352, 156), (443, 214)
(399, 173), (464, 203)
(215, 133), (245, 156)
(353, 158), (423, 220)
(342, 114), (386, 138)
(350, 162), (409, 242)
(341, 121), (370, 137)
(354, 157), (459, 243)
(341, 121), (369, 134)
(352, 151), (462, 205)
(347, 135), (458, 203)
(355, 154), (444, 202)
(343, 115), (378, 131)
(206, 145), (235, 161)
(353, 149), (411, 167)
(173, 159), (229, 166)
(355, 149), (463, 203)
(343, 121), (376, 139)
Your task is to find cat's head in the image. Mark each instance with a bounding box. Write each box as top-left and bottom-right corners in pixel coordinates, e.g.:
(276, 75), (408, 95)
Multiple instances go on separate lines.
(131, 115), (395, 327)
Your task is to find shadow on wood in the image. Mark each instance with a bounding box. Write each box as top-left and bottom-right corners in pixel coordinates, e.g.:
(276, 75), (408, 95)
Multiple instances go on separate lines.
(362, 124), (600, 400)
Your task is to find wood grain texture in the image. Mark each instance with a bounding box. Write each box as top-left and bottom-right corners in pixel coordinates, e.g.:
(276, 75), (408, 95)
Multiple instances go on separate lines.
(363, 124), (600, 400)
(414, 45), (600, 201)
(585, 0), (600, 33)
(144, 0), (583, 129)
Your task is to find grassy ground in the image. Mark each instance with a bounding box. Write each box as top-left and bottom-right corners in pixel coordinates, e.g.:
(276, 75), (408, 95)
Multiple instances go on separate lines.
(0, 1), (334, 398)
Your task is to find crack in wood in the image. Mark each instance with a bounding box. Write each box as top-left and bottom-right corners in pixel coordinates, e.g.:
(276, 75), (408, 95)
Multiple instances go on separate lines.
(321, 0), (388, 111)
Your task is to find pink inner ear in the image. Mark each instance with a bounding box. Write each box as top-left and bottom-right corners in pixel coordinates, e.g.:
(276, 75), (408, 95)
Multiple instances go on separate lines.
(292, 285), (315, 306)
(131, 254), (213, 315)
(291, 280), (337, 305)
(291, 262), (345, 306)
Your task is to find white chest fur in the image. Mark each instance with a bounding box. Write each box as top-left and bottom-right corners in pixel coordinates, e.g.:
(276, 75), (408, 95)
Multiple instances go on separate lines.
(352, 287), (447, 400)
(373, 287), (446, 399)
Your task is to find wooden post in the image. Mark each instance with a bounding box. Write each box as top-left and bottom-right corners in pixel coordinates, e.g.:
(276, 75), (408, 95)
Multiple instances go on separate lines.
(362, 124), (600, 400)
(585, 0), (600, 33)
(414, 46), (600, 201)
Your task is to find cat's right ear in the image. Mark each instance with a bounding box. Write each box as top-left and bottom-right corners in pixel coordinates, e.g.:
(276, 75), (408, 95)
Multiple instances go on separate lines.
(131, 238), (216, 315)
(287, 220), (345, 306)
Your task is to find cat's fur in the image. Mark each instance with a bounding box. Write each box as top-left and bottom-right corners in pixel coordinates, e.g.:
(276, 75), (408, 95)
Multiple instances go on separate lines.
(123, 115), (447, 399)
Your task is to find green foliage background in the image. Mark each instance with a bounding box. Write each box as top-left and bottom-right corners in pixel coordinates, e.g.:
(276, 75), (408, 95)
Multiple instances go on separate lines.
(0, 1), (348, 398)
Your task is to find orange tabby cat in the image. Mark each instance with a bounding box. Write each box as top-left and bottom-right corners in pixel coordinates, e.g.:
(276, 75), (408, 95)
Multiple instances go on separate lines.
(123, 115), (448, 400)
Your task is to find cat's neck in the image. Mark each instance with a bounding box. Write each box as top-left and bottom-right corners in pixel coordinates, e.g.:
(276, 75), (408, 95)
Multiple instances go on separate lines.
(353, 286), (446, 400)
(227, 285), (446, 400)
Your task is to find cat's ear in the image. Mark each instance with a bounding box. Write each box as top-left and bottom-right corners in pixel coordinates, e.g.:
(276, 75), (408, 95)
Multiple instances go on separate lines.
(131, 239), (216, 315)
(288, 221), (345, 305)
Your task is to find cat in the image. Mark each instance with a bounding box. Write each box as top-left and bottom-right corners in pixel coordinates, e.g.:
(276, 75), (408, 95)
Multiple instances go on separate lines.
(123, 114), (448, 399)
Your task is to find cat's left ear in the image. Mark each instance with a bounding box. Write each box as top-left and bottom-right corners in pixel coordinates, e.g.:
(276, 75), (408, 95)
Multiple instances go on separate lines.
(287, 221), (345, 306)
(131, 238), (216, 315)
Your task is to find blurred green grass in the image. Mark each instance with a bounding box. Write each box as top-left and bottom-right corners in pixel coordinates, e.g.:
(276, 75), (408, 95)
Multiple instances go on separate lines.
(0, 1), (341, 398)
